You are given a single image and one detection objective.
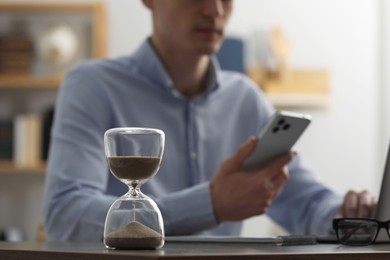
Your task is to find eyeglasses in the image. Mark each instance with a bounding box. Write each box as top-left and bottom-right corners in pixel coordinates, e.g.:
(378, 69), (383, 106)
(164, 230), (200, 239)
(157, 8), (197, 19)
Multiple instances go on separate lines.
(333, 218), (390, 246)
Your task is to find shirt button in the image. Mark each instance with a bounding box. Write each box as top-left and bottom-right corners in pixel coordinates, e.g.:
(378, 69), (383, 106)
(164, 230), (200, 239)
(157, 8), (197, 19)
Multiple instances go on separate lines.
(190, 151), (197, 160)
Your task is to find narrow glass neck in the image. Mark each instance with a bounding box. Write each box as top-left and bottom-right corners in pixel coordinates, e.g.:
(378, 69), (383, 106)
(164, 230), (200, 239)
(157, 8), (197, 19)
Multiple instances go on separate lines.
(127, 183), (143, 198)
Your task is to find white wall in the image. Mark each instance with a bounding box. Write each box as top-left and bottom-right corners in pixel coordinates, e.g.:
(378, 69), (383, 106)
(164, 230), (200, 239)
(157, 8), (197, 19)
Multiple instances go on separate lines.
(1, 0), (382, 239)
(382, 0), (390, 152)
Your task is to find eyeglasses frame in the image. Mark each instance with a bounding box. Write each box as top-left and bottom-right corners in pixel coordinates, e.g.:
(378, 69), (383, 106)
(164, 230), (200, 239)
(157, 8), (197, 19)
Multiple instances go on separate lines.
(333, 218), (390, 246)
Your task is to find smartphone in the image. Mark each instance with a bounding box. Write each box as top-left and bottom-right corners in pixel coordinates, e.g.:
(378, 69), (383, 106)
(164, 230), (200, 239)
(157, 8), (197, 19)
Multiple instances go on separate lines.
(243, 110), (311, 170)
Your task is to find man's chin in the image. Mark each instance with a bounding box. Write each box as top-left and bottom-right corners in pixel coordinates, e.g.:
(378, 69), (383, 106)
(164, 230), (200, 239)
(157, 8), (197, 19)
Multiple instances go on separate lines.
(194, 43), (223, 56)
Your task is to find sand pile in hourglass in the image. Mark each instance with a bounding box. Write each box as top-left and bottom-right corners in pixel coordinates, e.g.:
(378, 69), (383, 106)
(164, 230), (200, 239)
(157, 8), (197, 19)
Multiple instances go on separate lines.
(105, 155), (162, 249)
(105, 221), (162, 249)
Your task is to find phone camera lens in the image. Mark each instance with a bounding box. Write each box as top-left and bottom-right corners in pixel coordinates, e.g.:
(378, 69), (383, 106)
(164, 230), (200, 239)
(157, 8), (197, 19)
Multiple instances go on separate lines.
(278, 119), (285, 125)
(283, 124), (291, 130)
(272, 126), (279, 133)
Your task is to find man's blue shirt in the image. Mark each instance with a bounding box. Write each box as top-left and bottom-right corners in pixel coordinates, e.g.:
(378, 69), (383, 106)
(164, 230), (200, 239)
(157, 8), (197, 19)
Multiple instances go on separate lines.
(43, 40), (342, 241)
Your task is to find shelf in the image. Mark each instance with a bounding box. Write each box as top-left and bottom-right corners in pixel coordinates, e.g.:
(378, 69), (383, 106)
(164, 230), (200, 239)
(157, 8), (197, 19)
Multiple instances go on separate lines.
(0, 2), (107, 90)
(247, 69), (330, 109)
(0, 75), (62, 89)
(0, 3), (107, 59)
(266, 93), (329, 109)
(0, 160), (46, 174)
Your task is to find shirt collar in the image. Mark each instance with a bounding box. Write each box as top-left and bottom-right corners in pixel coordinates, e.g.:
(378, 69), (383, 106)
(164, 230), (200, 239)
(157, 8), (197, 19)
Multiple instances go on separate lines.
(132, 39), (221, 100)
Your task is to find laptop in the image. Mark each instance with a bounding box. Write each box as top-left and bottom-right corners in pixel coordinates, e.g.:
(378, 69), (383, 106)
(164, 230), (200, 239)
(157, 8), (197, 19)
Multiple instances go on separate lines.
(367, 140), (390, 242)
(375, 140), (390, 222)
(318, 141), (390, 243)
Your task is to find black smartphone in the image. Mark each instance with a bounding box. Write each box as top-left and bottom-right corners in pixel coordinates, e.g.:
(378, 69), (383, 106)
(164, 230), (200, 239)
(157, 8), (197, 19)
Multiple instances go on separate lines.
(243, 110), (311, 170)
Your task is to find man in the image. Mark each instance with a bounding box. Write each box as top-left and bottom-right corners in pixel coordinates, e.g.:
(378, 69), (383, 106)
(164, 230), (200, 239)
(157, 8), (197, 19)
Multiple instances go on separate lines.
(43, 0), (375, 241)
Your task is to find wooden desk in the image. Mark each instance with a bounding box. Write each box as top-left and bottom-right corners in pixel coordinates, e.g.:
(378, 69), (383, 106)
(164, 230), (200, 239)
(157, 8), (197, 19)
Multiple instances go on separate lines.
(1, 241), (390, 260)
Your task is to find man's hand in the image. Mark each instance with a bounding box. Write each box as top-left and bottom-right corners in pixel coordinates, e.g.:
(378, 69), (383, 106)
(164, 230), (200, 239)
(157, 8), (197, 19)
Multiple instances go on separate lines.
(210, 137), (296, 223)
(338, 190), (377, 218)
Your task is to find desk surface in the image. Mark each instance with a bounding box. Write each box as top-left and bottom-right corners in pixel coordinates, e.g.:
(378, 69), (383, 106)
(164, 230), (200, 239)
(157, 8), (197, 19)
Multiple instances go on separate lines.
(1, 241), (390, 260)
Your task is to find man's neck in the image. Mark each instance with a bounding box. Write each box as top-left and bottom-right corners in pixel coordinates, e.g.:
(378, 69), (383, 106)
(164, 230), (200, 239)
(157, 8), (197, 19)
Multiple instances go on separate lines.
(166, 55), (210, 98)
(150, 40), (211, 98)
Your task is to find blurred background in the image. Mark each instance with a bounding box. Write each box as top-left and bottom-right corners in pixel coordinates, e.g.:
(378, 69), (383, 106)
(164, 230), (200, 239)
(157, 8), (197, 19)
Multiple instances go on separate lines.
(0, 0), (388, 240)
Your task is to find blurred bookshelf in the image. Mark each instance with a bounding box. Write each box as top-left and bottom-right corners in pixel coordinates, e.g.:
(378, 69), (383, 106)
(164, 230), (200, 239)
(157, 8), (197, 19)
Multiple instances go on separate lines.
(0, 160), (46, 174)
(243, 26), (330, 110)
(0, 75), (62, 89)
(0, 113), (49, 174)
(247, 68), (330, 109)
(0, 2), (106, 175)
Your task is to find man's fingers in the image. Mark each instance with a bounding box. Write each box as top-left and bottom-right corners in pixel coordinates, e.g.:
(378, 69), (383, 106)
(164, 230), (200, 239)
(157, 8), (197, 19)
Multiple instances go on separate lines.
(341, 190), (377, 218)
(342, 190), (358, 217)
(218, 137), (257, 174)
(356, 190), (376, 218)
(261, 151), (296, 178)
(269, 166), (290, 196)
(236, 137), (257, 164)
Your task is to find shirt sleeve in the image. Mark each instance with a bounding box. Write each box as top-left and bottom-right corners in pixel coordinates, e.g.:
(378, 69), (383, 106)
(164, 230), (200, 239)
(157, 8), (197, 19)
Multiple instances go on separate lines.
(154, 181), (218, 235)
(267, 155), (343, 236)
(42, 64), (116, 241)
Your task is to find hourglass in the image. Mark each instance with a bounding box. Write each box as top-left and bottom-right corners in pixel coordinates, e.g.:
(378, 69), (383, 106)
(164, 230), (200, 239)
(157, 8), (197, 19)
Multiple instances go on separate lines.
(103, 127), (165, 249)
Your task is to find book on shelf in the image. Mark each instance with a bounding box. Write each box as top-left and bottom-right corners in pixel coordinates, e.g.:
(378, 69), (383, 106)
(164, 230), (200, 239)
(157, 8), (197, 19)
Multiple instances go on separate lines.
(41, 106), (54, 161)
(0, 106), (55, 169)
(0, 36), (33, 75)
(13, 114), (42, 166)
(0, 118), (13, 160)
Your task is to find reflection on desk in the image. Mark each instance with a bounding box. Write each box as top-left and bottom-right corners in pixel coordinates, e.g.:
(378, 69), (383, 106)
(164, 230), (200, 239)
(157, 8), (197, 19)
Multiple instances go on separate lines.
(1, 241), (390, 259)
